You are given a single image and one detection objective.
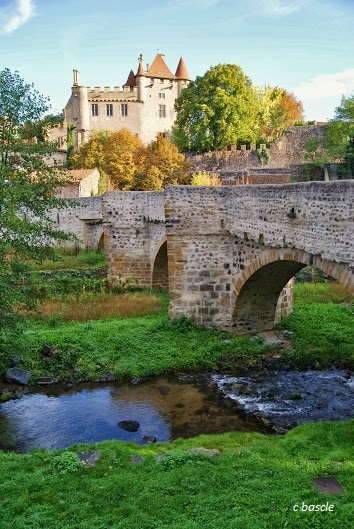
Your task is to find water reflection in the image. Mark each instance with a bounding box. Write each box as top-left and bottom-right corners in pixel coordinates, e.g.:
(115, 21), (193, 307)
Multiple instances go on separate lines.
(0, 375), (266, 453)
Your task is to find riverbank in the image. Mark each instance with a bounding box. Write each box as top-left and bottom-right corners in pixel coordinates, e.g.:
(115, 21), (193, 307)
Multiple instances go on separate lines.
(1, 280), (353, 527)
(0, 420), (353, 528)
(2, 282), (353, 388)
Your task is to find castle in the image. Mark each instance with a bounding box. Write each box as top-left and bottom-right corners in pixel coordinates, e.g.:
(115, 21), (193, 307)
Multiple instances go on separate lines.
(63, 53), (190, 149)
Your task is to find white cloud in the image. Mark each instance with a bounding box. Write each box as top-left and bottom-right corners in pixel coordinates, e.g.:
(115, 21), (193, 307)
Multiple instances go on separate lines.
(254, 0), (308, 15)
(0, 0), (35, 35)
(294, 69), (354, 100)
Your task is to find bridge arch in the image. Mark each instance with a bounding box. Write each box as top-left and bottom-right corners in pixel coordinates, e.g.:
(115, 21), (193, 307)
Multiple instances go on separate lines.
(232, 248), (354, 334)
(152, 236), (169, 290)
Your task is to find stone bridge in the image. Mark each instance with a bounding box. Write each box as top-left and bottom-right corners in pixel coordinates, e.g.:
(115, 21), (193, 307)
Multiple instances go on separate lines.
(61, 181), (354, 333)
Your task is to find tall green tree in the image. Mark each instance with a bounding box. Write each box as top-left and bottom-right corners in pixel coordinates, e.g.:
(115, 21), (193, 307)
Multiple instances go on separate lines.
(304, 93), (354, 180)
(0, 68), (73, 368)
(171, 64), (260, 153)
(332, 93), (354, 178)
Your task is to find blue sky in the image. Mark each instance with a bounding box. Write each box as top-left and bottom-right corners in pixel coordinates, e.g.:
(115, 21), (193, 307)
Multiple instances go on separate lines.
(1, 0), (353, 122)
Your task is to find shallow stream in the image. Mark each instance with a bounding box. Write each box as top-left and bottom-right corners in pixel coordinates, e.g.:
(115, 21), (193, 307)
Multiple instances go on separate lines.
(0, 374), (267, 453)
(1, 369), (353, 453)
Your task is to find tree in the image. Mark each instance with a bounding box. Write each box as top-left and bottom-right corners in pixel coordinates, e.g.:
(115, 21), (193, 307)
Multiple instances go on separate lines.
(69, 129), (143, 190)
(171, 64), (260, 153)
(258, 86), (304, 141)
(133, 135), (190, 190)
(0, 68), (73, 368)
(190, 171), (221, 186)
(22, 113), (63, 142)
(332, 93), (354, 178)
(304, 93), (354, 180)
(70, 130), (190, 190)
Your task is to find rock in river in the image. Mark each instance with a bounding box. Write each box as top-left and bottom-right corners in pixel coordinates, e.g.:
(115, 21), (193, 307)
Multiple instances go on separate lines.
(6, 368), (31, 386)
(118, 420), (140, 432)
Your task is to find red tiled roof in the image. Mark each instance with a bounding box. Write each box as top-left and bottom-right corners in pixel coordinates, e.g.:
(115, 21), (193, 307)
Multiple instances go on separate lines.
(146, 53), (176, 79)
(124, 69), (136, 87)
(175, 57), (190, 80)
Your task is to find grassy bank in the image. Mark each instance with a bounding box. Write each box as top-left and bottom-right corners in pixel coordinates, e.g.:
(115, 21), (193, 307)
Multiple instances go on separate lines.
(0, 421), (353, 528)
(1, 275), (353, 528)
(2, 281), (352, 382)
(28, 247), (106, 271)
(22, 309), (274, 382)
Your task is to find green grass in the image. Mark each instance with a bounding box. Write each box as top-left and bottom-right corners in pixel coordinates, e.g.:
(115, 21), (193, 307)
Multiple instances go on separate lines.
(28, 248), (106, 271)
(7, 281), (354, 382)
(22, 313), (274, 382)
(293, 282), (353, 304)
(277, 284), (354, 368)
(0, 421), (353, 528)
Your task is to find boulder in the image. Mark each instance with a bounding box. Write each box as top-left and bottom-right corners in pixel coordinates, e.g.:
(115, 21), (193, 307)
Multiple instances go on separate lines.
(143, 435), (157, 443)
(104, 371), (116, 382)
(6, 368), (31, 386)
(118, 420), (140, 432)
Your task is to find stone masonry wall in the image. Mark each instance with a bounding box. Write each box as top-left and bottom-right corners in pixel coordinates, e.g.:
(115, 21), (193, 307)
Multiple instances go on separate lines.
(50, 196), (103, 249)
(165, 182), (354, 331)
(101, 191), (166, 286)
(48, 181), (353, 332)
(187, 125), (326, 181)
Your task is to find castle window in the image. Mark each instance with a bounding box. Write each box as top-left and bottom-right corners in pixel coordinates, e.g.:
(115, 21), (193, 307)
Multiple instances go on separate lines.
(158, 93), (165, 99)
(121, 104), (128, 116)
(159, 79), (164, 83)
(106, 104), (113, 116)
(158, 105), (166, 118)
(91, 104), (98, 116)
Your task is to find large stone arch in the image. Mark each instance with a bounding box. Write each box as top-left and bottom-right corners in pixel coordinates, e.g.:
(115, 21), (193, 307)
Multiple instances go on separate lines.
(152, 236), (169, 290)
(232, 248), (354, 333)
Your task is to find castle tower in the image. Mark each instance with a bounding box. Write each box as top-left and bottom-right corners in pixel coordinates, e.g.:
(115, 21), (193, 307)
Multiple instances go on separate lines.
(63, 52), (191, 148)
(136, 54), (146, 102)
(175, 57), (190, 97)
(70, 69), (90, 148)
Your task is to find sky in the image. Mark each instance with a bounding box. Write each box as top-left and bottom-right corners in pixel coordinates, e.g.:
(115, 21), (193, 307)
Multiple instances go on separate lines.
(0, 0), (353, 122)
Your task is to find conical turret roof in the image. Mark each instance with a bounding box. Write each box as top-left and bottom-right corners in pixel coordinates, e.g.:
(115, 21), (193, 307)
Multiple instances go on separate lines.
(146, 53), (176, 79)
(175, 57), (190, 80)
(136, 57), (145, 76)
(124, 69), (136, 87)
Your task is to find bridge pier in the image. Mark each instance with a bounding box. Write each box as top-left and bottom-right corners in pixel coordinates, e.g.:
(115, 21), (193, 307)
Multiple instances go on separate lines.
(102, 191), (167, 287)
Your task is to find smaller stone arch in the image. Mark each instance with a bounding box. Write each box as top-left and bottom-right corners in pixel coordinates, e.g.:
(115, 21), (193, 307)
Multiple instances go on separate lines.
(232, 248), (354, 334)
(152, 237), (169, 290)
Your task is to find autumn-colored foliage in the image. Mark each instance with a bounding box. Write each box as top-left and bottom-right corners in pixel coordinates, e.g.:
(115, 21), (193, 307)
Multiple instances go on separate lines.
(259, 87), (304, 141)
(69, 129), (190, 191)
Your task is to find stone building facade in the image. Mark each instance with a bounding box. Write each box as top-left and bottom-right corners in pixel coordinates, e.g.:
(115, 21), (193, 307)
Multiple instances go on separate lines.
(56, 168), (100, 198)
(63, 53), (190, 149)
